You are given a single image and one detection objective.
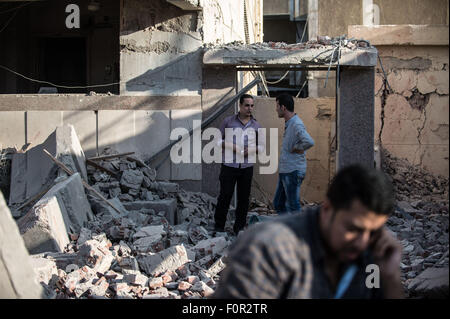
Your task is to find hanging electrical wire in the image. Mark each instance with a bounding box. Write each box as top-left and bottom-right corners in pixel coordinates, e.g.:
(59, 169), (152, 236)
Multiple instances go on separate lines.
(295, 80), (307, 98)
(0, 64), (122, 89)
(0, 9), (18, 34)
(0, 1), (32, 14)
(264, 70), (290, 84)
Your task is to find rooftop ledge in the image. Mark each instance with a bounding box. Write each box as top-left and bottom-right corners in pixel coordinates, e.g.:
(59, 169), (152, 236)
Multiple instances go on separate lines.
(202, 42), (378, 68)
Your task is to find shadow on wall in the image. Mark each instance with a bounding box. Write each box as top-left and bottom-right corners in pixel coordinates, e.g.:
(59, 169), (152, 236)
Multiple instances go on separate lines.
(120, 0), (203, 96)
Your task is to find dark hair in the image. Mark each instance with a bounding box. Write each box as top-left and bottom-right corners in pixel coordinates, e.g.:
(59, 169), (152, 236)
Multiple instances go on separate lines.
(326, 165), (394, 216)
(240, 94), (254, 105)
(276, 93), (294, 112)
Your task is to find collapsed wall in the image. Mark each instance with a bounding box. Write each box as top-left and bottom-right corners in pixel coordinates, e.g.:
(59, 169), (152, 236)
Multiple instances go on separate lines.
(9, 124), (88, 207)
(349, 25), (449, 178)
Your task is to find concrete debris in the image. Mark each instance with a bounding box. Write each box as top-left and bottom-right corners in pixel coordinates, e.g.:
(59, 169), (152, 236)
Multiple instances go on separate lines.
(407, 267), (449, 298)
(0, 192), (44, 298)
(18, 195), (71, 254)
(9, 125), (88, 208)
(8, 124), (443, 300)
(381, 150), (449, 298)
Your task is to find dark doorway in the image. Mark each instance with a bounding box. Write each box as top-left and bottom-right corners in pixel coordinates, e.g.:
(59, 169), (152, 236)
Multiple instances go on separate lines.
(40, 37), (87, 94)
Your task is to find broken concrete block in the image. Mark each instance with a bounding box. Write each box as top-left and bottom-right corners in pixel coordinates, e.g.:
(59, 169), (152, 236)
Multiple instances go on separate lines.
(22, 173), (93, 236)
(132, 225), (166, 253)
(30, 256), (58, 286)
(124, 273), (148, 287)
(134, 225), (165, 239)
(90, 196), (128, 219)
(149, 181), (179, 193)
(9, 124), (88, 206)
(408, 267), (449, 298)
(165, 282), (179, 290)
(142, 167), (157, 182)
(143, 287), (169, 298)
(176, 264), (191, 278)
(149, 277), (164, 289)
(89, 277), (109, 297)
(137, 245), (189, 276)
(118, 256), (140, 275)
(206, 256), (226, 277)
(123, 199), (177, 225)
(186, 275), (200, 285)
(193, 237), (228, 257)
(17, 195), (70, 255)
(77, 228), (92, 247)
(0, 193), (44, 298)
(78, 239), (114, 274)
(178, 281), (192, 291)
(191, 281), (214, 297)
(120, 169), (144, 191)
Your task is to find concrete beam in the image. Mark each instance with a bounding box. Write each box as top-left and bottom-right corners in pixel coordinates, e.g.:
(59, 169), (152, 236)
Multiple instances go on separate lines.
(348, 25), (449, 46)
(203, 45), (378, 67)
(0, 95), (202, 111)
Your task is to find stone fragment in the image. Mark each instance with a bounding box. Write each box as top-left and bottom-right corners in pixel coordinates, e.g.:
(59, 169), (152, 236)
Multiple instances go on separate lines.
(137, 245), (189, 276)
(193, 237), (228, 257)
(407, 267), (449, 298)
(191, 281), (214, 297)
(120, 170), (144, 191)
(124, 273), (148, 287)
(148, 277), (164, 289)
(123, 200), (177, 225)
(177, 281), (192, 291)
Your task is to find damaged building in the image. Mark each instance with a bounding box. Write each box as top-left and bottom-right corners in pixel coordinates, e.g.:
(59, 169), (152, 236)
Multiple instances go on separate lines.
(0, 0), (448, 299)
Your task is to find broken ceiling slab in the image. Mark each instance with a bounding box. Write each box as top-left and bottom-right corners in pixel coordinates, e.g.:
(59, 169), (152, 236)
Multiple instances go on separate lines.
(203, 42), (378, 67)
(166, 0), (201, 11)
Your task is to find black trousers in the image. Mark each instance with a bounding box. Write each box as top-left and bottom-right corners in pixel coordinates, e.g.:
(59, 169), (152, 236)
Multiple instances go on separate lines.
(214, 164), (254, 233)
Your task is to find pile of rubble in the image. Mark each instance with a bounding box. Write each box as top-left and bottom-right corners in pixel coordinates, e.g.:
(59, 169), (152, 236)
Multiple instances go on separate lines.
(382, 150), (449, 298)
(203, 36), (372, 52)
(4, 124), (248, 299)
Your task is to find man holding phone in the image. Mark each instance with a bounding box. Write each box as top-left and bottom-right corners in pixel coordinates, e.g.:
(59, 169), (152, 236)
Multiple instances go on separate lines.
(212, 165), (404, 299)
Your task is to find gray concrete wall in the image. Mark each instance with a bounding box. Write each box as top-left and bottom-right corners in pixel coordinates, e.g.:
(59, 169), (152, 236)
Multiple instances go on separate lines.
(0, 96), (204, 182)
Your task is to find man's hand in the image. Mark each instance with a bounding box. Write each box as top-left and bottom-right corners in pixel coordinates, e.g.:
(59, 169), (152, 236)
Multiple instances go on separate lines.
(370, 227), (404, 298)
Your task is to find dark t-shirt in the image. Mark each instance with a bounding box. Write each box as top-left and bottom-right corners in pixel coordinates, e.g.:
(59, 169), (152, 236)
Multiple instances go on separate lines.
(212, 206), (384, 299)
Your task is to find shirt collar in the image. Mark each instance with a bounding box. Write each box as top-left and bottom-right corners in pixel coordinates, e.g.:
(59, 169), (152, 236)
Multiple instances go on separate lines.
(236, 113), (256, 125)
(285, 113), (298, 126)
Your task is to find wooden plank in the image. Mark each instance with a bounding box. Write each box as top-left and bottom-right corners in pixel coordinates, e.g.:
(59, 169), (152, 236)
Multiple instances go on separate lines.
(43, 149), (123, 216)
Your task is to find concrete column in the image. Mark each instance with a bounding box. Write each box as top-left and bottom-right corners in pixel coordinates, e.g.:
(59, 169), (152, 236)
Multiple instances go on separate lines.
(337, 67), (375, 169)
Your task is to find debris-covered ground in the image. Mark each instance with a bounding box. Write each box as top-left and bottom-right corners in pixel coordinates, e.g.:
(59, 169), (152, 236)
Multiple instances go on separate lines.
(2, 125), (448, 299)
(27, 147), (241, 299)
(382, 149), (449, 298)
